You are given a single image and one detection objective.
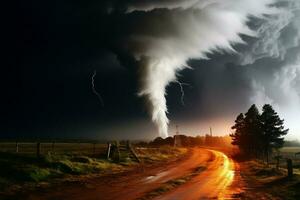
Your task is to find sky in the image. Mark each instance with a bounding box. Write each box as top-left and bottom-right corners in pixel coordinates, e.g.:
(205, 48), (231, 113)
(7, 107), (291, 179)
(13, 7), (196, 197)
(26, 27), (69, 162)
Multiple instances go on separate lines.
(5, 0), (300, 140)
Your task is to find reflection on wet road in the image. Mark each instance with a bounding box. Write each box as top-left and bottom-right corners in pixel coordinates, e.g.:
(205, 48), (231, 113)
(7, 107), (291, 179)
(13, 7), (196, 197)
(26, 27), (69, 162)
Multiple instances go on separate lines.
(155, 149), (240, 200)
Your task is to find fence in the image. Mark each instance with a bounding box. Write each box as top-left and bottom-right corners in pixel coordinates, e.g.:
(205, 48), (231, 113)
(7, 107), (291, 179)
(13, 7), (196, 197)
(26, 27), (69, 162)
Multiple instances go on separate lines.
(265, 152), (300, 177)
(0, 141), (140, 163)
(0, 142), (107, 156)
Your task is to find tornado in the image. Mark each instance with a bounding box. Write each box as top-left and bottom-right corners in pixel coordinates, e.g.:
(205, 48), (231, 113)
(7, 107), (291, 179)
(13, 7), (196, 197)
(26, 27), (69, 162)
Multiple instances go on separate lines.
(108, 0), (277, 137)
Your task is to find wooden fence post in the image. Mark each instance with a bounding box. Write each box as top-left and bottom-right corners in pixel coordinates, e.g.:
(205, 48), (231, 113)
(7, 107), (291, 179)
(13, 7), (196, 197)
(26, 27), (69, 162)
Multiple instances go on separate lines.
(15, 141), (19, 153)
(106, 142), (111, 160)
(287, 159), (293, 178)
(129, 146), (141, 163)
(37, 142), (41, 158)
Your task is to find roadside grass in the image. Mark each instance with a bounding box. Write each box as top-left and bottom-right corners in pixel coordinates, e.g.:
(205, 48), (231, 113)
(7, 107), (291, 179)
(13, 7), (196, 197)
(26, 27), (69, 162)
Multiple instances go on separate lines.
(0, 152), (123, 191)
(242, 160), (300, 200)
(0, 142), (107, 155)
(279, 147), (300, 175)
(0, 147), (187, 193)
(246, 161), (283, 177)
(280, 147), (300, 153)
(265, 176), (300, 200)
(136, 147), (187, 163)
(138, 165), (206, 200)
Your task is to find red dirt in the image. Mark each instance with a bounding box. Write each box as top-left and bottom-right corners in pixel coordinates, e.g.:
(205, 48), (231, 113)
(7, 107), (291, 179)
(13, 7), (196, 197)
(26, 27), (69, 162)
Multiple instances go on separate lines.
(12, 148), (251, 200)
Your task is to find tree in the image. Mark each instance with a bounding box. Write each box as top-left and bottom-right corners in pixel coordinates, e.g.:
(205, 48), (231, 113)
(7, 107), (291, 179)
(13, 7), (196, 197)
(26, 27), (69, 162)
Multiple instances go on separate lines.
(230, 113), (246, 151)
(260, 104), (288, 163)
(243, 104), (263, 157)
(230, 104), (289, 161)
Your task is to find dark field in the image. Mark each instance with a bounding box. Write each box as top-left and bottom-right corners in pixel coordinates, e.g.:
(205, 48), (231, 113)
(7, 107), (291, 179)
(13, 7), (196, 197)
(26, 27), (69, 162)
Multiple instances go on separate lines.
(0, 142), (107, 155)
(0, 142), (299, 200)
(0, 142), (187, 198)
(276, 147), (300, 175)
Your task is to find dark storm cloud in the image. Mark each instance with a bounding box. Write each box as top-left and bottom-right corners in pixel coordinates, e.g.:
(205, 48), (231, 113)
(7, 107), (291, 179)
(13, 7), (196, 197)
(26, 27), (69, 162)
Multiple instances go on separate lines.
(167, 0), (300, 138)
(5, 0), (146, 139)
(104, 0), (276, 137)
(6, 0), (300, 139)
(239, 1), (300, 138)
(166, 55), (251, 120)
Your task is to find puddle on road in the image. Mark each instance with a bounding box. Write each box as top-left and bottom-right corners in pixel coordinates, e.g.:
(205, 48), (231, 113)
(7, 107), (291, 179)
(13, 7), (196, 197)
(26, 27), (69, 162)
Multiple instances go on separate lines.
(144, 171), (169, 183)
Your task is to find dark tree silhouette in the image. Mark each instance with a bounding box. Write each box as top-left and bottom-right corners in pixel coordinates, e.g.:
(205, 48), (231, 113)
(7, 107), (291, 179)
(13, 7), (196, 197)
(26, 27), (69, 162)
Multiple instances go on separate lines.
(230, 113), (245, 150)
(243, 104), (263, 157)
(260, 104), (288, 162)
(230, 104), (288, 161)
(149, 135), (231, 147)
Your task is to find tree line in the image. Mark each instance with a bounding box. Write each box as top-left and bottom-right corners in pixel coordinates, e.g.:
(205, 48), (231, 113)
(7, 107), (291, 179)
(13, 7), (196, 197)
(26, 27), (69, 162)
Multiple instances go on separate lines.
(137, 135), (232, 148)
(230, 104), (288, 162)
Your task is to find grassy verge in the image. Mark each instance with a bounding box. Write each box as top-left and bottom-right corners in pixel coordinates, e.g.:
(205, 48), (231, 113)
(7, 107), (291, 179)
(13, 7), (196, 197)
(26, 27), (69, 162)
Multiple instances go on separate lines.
(241, 160), (300, 200)
(136, 147), (187, 163)
(0, 147), (187, 194)
(138, 165), (206, 200)
(0, 152), (123, 191)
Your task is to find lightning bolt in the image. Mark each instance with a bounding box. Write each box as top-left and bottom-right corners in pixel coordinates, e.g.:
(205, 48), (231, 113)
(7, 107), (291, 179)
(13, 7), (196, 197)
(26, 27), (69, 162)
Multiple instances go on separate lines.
(91, 70), (104, 107)
(175, 80), (190, 106)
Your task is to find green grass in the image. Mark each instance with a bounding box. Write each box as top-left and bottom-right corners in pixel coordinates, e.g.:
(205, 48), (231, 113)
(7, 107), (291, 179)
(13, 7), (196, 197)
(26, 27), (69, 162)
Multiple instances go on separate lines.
(0, 152), (123, 191)
(280, 147), (300, 153)
(265, 176), (300, 200)
(135, 147), (187, 163)
(0, 142), (107, 154)
(243, 160), (300, 200)
(0, 146), (187, 194)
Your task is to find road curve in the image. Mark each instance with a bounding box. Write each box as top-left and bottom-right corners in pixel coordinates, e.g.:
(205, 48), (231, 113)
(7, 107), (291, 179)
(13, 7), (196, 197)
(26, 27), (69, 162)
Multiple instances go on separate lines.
(91, 148), (214, 200)
(23, 148), (242, 200)
(154, 149), (240, 200)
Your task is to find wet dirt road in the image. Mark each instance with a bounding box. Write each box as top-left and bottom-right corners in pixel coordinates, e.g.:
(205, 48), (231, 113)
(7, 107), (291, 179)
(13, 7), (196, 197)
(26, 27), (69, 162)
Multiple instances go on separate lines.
(24, 148), (243, 200)
(154, 150), (243, 200)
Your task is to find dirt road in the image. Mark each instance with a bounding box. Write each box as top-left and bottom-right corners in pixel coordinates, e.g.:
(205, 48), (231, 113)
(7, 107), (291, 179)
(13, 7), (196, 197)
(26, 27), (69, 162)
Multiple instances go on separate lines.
(154, 150), (243, 200)
(24, 148), (243, 200)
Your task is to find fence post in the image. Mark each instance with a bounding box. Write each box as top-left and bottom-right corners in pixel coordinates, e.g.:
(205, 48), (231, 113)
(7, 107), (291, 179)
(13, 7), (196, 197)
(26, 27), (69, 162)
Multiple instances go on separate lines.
(287, 159), (293, 178)
(15, 141), (19, 153)
(37, 142), (41, 158)
(106, 142), (111, 160)
(129, 146), (141, 163)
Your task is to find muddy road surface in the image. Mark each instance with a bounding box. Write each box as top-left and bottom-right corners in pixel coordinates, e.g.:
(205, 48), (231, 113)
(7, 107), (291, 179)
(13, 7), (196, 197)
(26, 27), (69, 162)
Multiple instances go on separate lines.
(23, 148), (243, 200)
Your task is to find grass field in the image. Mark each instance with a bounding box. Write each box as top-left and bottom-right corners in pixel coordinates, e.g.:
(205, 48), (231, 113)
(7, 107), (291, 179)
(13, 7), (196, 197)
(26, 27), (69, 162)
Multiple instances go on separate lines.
(280, 147), (300, 154)
(0, 152), (122, 190)
(0, 145), (187, 195)
(278, 147), (300, 175)
(241, 160), (300, 200)
(0, 142), (107, 155)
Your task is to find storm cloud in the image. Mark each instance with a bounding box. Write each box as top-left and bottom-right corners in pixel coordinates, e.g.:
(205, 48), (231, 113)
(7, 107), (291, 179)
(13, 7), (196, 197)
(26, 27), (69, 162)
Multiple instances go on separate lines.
(107, 0), (276, 137)
(9, 0), (300, 140)
(240, 0), (300, 138)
